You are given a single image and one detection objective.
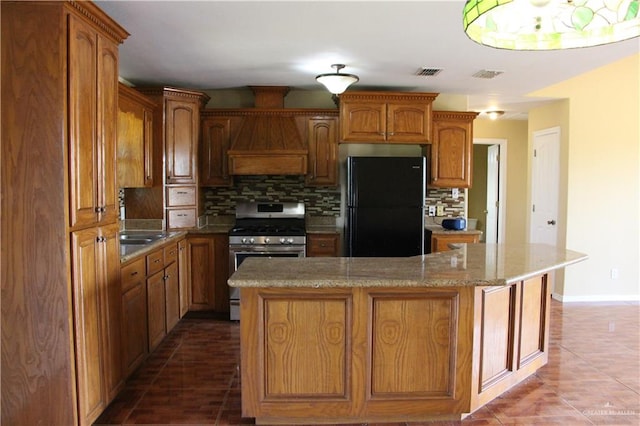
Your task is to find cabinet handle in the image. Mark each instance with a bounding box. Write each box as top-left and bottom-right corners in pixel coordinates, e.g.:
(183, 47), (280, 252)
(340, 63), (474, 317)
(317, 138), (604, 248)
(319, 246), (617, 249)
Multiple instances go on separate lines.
(164, 274), (170, 280)
(169, 250), (176, 255)
(176, 191), (188, 195)
(154, 259), (161, 263)
(177, 214), (187, 217)
(130, 271), (138, 276)
(388, 132), (395, 136)
(95, 206), (106, 213)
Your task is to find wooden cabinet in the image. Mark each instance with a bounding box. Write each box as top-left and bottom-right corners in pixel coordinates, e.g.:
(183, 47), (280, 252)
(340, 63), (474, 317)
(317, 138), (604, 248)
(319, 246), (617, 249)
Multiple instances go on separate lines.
(200, 116), (235, 187)
(68, 13), (120, 228)
(145, 242), (181, 351)
(306, 117), (338, 186)
(137, 87), (210, 229)
(71, 223), (122, 424)
(339, 91), (438, 143)
(471, 275), (551, 408)
(430, 111), (478, 188)
(2, 3), (128, 425)
(117, 83), (154, 188)
(307, 233), (341, 257)
(120, 257), (148, 377)
(431, 233), (480, 253)
(163, 243), (180, 331)
(188, 234), (230, 312)
(178, 238), (191, 317)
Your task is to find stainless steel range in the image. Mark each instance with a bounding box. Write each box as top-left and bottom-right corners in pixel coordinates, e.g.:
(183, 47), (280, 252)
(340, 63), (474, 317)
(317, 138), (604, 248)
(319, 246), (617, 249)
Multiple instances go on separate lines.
(228, 201), (306, 320)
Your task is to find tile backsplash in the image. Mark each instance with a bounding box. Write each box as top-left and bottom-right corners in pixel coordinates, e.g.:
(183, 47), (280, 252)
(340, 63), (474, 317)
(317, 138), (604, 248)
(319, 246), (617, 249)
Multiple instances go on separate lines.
(203, 175), (341, 216)
(202, 176), (464, 219)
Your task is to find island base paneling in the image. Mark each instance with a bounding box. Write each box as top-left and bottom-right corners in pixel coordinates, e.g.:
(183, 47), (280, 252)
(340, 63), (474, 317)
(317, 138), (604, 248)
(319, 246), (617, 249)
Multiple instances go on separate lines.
(239, 274), (552, 424)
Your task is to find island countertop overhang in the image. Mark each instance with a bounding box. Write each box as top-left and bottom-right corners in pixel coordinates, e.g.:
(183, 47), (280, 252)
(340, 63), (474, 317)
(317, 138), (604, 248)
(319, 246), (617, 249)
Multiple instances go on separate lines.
(228, 243), (588, 288)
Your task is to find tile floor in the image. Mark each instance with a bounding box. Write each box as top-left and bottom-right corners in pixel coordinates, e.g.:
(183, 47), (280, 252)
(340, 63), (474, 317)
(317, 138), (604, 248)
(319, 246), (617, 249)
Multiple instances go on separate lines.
(95, 300), (639, 425)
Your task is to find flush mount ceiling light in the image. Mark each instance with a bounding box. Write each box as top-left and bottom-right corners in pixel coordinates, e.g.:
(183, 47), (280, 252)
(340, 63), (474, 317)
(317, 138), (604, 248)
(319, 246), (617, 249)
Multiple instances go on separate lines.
(463, 0), (640, 50)
(315, 64), (359, 94)
(486, 110), (505, 120)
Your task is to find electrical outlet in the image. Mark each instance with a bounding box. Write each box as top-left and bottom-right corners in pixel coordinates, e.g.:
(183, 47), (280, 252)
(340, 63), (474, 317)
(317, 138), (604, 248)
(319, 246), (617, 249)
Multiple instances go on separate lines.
(428, 206), (436, 216)
(452, 188), (459, 200)
(611, 268), (619, 280)
(436, 205), (445, 216)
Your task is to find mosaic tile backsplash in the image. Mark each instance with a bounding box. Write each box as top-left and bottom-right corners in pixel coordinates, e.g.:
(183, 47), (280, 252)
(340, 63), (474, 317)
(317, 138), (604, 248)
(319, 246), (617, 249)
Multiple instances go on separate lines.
(203, 176), (341, 216)
(202, 176), (464, 218)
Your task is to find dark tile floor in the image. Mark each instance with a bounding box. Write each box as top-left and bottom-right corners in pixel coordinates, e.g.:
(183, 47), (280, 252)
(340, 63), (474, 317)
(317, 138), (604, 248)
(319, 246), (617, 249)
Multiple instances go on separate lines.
(95, 300), (639, 425)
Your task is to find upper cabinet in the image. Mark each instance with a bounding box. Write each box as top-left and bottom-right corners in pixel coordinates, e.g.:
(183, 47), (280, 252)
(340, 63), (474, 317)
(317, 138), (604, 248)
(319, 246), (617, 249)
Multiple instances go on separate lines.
(339, 91), (438, 144)
(430, 111), (478, 188)
(68, 14), (120, 228)
(117, 83), (155, 188)
(200, 116), (239, 187)
(306, 117), (338, 187)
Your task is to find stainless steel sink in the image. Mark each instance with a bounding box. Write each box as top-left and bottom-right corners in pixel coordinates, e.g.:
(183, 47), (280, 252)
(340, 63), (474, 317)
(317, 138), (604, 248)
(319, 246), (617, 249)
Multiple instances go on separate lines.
(119, 233), (166, 245)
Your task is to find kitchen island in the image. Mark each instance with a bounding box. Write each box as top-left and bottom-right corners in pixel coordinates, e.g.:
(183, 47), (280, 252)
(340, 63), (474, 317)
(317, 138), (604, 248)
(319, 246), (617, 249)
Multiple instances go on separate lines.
(229, 244), (587, 425)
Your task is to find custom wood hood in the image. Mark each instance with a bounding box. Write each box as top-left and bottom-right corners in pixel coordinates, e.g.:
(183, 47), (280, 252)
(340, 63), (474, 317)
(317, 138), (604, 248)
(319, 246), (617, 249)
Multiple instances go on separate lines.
(226, 86), (308, 175)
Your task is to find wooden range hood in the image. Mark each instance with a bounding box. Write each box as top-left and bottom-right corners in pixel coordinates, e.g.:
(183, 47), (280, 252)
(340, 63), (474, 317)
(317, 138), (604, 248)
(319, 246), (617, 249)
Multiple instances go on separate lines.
(227, 86), (308, 175)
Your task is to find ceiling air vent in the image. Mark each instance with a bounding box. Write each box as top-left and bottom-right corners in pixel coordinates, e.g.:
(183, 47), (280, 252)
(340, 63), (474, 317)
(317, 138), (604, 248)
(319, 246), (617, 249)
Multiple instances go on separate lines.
(416, 67), (442, 77)
(472, 69), (503, 79)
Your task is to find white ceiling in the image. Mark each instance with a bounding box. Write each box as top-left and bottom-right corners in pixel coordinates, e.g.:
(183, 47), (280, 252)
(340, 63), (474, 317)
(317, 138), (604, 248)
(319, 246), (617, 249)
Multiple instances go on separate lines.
(96, 0), (639, 119)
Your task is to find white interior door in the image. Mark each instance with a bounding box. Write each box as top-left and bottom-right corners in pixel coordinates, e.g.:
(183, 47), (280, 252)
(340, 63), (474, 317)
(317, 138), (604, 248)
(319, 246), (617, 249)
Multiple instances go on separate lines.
(530, 127), (560, 246)
(484, 145), (500, 243)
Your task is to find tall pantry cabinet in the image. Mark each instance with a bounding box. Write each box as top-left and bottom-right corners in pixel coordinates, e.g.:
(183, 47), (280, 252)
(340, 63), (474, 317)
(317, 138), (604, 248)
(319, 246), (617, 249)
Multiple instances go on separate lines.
(1, 2), (128, 426)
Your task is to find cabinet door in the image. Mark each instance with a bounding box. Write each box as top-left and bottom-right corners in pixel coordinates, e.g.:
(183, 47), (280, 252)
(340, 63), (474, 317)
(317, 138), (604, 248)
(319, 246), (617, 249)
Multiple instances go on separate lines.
(340, 101), (386, 142)
(201, 117), (233, 186)
(117, 84), (154, 188)
(164, 262), (180, 332)
(431, 113), (475, 188)
(188, 235), (215, 310)
(121, 258), (148, 377)
(97, 35), (119, 224)
(387, 102), (431, 143)
(306, 118), (338, 186)
(165, 99), (198, 184)
(178, 239), (191, 318)
(71, 223), (121, 423)
(68, 15), (99, 228)
(71, 227), (106, 423)
(147, 270), (166, 351)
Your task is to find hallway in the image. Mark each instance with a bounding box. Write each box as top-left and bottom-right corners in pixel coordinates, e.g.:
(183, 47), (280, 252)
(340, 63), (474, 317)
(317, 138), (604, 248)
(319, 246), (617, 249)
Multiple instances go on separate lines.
(96, 300), (640, 425)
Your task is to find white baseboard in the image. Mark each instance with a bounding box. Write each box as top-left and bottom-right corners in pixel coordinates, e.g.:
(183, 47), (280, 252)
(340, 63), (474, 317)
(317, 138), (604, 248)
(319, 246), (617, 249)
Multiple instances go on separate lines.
(552, 293), (640, 303)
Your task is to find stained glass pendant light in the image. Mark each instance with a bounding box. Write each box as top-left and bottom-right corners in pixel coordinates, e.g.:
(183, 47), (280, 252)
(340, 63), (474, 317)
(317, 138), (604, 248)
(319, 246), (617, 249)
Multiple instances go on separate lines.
(463, 0), (640, 50)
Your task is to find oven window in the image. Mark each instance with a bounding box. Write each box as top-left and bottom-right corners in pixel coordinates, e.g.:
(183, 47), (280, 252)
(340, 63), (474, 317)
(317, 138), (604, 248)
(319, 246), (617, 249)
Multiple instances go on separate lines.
(236, 252), (301, 269)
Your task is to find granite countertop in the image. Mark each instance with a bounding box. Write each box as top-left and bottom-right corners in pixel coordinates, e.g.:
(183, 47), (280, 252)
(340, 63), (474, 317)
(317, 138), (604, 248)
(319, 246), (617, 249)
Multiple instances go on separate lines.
(425, 224), (483, 235)
(228, 243), (587, 288)
(120, 231), (187, 263)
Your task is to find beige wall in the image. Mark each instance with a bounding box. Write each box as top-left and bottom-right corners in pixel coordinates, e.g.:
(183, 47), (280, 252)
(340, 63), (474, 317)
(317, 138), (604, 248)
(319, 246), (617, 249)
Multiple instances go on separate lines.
(473, 119), (529, 245)
(530, 53), (639, 301)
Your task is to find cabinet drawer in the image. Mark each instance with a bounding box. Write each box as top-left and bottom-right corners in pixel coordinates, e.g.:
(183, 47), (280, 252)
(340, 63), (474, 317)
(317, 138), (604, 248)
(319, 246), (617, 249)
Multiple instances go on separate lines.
(164, 242), (178, 265)
(121, 257), (146, 293)
(307, 233), (340, 257)
(146, 249), (164, 276)
(167, 208), (197, 229)
(166, 186), (196, 207)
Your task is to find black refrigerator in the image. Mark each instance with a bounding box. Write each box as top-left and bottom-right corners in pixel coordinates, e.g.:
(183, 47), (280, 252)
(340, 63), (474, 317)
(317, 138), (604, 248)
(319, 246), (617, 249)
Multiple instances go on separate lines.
(346, 156), (426, 257)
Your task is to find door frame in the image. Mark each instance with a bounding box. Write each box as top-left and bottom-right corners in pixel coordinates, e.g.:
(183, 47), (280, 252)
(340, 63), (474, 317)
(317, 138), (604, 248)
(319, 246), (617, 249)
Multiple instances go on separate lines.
(470, 138), (507, 243)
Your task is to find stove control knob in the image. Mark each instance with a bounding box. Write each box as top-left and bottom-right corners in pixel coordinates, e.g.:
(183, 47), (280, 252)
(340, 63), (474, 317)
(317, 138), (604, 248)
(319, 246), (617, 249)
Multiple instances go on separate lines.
(279, 238), (286, 244)
(264, 238), (270, 244)
(249, 238), (255, 244)
(241, 238), (248, 244)
(287, 237), (294, 244)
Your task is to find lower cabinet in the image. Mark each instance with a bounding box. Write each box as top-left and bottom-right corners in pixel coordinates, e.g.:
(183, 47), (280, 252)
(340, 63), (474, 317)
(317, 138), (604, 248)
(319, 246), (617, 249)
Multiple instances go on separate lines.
(431, 233), (479, 253)
(71, 223), (122, 425)
(188, 234), (229, 312)
(120, 257), (148, 377)
(306, 232), (341, 257)
(146, 269), (167, 351)
(178, 238), (190, 317)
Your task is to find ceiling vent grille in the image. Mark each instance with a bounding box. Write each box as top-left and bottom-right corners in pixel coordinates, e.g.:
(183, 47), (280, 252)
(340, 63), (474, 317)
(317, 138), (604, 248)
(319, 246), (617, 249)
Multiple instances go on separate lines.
(472, 69), (503, 79)
(416, 67), (442, 77)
